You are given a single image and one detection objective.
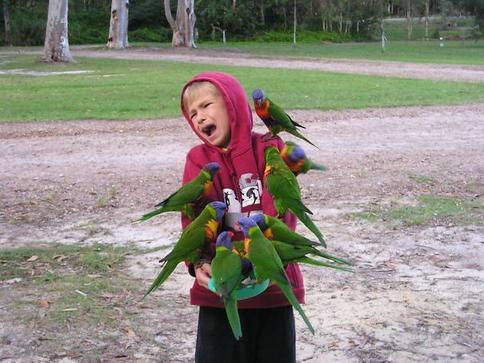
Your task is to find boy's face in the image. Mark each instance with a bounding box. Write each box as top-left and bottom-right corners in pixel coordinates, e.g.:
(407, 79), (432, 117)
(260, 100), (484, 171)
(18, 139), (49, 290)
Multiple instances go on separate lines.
(186, 86), (231, 148)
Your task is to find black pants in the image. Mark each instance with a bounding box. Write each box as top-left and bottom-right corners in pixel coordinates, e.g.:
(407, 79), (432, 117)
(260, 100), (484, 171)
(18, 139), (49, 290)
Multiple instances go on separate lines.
(195, 306), (296, 363)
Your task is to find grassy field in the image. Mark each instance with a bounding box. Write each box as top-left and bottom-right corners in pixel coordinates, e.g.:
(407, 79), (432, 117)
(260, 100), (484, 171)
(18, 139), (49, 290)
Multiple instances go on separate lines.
(198, 39), (484, 65)
(1, 54), (483, 122)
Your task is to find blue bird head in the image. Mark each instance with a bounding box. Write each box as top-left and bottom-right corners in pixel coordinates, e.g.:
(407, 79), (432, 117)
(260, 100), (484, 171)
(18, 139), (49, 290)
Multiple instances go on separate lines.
(215, 231), (234, 249)
(249, 214), (267, 230)
(251, 88), (265, 103)
(238, 216), (257, 237)
(209, 201), (227, 221)
(204, 162), (220, 177)
(289, 144), (306, 163)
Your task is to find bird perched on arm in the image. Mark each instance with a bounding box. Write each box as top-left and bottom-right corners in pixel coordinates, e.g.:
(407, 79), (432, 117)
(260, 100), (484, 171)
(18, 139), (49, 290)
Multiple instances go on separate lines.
(249, 215), (351, 269)
(252, 88), (317, 148)
(211, 231), (244, 340)
(281, 141), (327, 175)
(143, 201), (227, 297)
(239, 217), (315, 334)
(264, 147), (326, 245)
(139, 162), (220, 222)
(250, 213), (319, 247)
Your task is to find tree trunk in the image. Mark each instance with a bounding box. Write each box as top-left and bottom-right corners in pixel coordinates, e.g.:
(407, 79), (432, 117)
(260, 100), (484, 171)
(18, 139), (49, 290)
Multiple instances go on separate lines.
(406, 0), (412, 40)
(107, 0), (129, 48)
(3, 0), (12, 45)
(293, 0), (297, 45)
(260, 0), (264, 26)
(42, 0), (73, 63)
(163, 0), (196, 48)
(424, 0), (429, 39)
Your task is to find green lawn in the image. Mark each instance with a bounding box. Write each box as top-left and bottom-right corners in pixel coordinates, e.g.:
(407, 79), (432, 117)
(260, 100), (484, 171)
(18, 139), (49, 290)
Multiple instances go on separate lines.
(197, 40), (484, 65)
(1, 54), (483, 122)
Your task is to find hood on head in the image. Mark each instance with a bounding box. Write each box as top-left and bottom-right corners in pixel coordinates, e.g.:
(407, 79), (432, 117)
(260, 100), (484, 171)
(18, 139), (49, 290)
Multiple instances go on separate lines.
(180, 72), (253, 151)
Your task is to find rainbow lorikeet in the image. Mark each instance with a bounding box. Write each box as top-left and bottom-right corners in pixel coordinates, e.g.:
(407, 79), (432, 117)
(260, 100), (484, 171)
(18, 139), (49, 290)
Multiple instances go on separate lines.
(252, 88), (317, 148)
(211, 231), (244, 340)
(239, 217), (315, 334)
(281, 141), (327, 175)
(264, 147), (326, 244)
(271, 240), (353, 271)
(139, 162), (220, 222)
(144, 201), (227, 297)
(249, 215), (350, 268)
(250, 213), (320, 247)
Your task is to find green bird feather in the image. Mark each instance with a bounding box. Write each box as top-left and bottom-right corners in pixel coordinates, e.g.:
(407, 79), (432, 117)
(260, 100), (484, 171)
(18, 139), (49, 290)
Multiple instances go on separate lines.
(251, 214), (319, 247)
(271, 240), (353, 272)
(143, 201), (227, 297)
(139, 162), (220, 222)
(211, 232), (243, 340)
(264, 147), (326, 246)
(239, 217), (315, 334)
(252, 88), (317, 148)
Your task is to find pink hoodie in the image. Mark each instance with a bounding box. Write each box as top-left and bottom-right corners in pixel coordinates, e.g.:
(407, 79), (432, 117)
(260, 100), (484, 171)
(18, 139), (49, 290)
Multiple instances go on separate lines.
(180, 71), (305, 308)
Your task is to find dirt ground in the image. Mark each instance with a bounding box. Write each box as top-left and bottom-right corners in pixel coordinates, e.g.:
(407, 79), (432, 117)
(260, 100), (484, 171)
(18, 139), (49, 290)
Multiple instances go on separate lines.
(1, 49), (484, 362)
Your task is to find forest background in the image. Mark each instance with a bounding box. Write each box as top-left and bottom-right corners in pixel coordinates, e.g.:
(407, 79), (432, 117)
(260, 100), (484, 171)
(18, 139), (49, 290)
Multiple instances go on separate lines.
(2, 0), (484, 47)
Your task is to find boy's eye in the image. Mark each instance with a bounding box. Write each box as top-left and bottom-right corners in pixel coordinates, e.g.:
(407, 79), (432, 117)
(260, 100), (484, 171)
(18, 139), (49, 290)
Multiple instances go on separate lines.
(190, 112), (196, 120)
(203, 102), (212, 108)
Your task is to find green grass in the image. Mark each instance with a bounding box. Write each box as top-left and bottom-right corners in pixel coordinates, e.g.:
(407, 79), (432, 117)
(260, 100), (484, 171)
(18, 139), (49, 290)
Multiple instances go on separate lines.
(1, 54), (483, 122)
(0, 243), (137, 326)
(351, 194), (483, 226)
(198, 40), (484, 65)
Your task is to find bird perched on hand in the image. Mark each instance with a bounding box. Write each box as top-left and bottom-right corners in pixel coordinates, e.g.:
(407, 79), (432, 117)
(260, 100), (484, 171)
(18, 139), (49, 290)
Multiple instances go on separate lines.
(239, 217), (315, 334)
(264, 147), (326, 245)
(139, 162), (220, 221)
(281, 141), (327, 175)
(211, 231), (244, 340)
(252, 88), (317, 148)
(144, 201), (227, 297)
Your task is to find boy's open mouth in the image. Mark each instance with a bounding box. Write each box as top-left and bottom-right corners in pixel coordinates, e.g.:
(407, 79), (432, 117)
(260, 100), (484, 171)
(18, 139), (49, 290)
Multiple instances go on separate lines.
(202, 124), (216, 137)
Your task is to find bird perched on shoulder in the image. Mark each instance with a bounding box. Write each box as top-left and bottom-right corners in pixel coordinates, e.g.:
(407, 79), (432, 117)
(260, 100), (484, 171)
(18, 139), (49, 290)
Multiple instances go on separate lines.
(211, 231), (243, 340)
(281, 141), (327, 175)
(144, 201), (227, 297)
(252, 88), (317, 148)
(264, 147), (326, 245)
(139, 162), (220, 222)
(238, 217), (315, 334)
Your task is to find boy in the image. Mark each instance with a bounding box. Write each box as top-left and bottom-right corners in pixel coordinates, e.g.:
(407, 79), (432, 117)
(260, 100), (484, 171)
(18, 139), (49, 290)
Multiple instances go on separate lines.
(180, 72), (305, 363)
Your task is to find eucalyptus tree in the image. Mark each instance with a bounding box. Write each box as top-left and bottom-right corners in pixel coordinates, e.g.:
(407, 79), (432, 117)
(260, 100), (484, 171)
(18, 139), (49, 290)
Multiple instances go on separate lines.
(107, 0), (129, 48)
(164, 0), (196, 47)
(42, 0), (73, 63)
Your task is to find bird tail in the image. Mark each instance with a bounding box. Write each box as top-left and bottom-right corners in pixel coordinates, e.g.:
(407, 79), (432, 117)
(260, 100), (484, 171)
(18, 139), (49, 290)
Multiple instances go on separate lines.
(310, 162), (327, 172)
(224, 296), (242, 340)
(291, 208), (326, 247)
(278, 280), (315, 334)
(138, 207), (164, 222)
(311, 249), (353, 266)
(296, 256), (353, 272)
(143, 260), (178, 298)
(290, 129), (319, 149)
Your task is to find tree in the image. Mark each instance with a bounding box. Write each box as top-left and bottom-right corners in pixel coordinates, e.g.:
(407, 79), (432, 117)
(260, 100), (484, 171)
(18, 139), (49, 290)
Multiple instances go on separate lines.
(107, 0), (129, 48)
(164, 0), (196, 47)
(3, 0), (12, 45)
(42, 0), (74, 63)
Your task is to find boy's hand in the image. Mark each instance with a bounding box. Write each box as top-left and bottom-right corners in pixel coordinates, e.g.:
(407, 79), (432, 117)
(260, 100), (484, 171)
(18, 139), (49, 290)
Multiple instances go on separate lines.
(195, 261), (212, 290)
